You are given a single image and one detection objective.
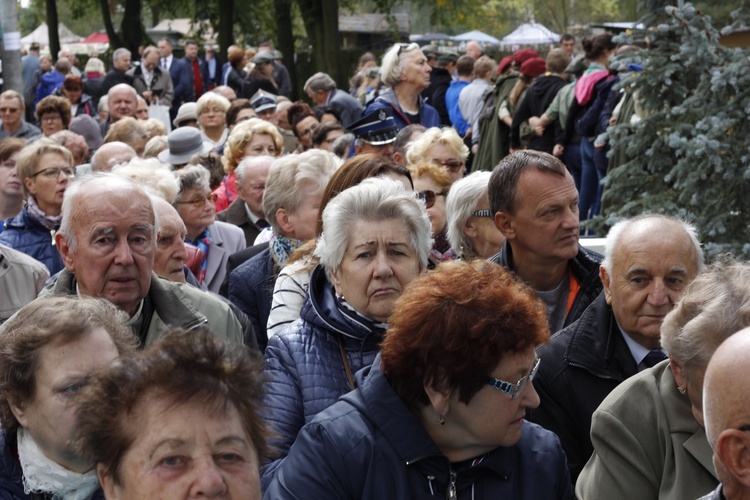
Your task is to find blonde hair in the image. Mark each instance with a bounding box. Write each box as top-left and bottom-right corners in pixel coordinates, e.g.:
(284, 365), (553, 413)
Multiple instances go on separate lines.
(405, 127), (469, 166)
(221, 118), (283, 174)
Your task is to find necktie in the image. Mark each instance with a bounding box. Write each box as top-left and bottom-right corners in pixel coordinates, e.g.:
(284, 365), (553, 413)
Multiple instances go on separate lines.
(643, 350), (667, 368)
(257, 218), (269, 229)
(161, 58), (167, 70)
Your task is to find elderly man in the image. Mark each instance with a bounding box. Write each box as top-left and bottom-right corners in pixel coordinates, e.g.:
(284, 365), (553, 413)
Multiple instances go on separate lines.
(101, 48), (132, 96)
(0, 90), (41, 140)
(702, 328), (750, 500)
(44, 175), (243, 346)
(350, 108), (398, 157)
(304, 72), (364, 129)
(530, 214), (703, 484)
(216, 156), (272, 247)
(100, 84), (137, 136)
(126, 45), (174, 107)
(275, 100), (298, 154)
(465, 41), (484, 59)
(489, 150), (602, 332)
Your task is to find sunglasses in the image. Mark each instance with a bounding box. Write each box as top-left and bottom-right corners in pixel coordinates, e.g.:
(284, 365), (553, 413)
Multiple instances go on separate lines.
(438, 159), (464, 172)
(417, 189), (448, 209)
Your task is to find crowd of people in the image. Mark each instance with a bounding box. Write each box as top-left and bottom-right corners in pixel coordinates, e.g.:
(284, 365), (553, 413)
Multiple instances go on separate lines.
(0, 30), (745, 499)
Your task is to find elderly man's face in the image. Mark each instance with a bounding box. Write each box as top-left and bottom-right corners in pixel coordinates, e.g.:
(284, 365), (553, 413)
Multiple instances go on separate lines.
(135, 99), (148, 120)
(153, 199), (189, 283)
(57, 186), (156, 317)
(601, 220), (700, 350)
(466, 42), (482, 59)
(114, 54), (131, 72)
(109, 88), (136, 122)
(143, 51), (159, 72)
(237, 161), (270, 219)
(0, 97), (23, 128)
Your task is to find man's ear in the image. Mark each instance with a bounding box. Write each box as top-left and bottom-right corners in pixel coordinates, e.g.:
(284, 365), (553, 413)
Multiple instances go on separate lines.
(98, 463), (121, 500)
(600, 265), (613, 304)
(494, 211), (515, 239)
(55, 232), (76, 271)
(716, 430), (750, 488)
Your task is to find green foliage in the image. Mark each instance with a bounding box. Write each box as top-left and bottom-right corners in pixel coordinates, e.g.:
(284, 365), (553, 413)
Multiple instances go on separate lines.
(593, 2), (750, 257)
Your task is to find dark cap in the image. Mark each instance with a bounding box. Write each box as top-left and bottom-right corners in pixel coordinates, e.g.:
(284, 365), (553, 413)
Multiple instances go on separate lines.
(350, 108), (398, 145)
(251, 51), (275, 65)
(438, 52), (458, 63)
(565, 54), (588, 76)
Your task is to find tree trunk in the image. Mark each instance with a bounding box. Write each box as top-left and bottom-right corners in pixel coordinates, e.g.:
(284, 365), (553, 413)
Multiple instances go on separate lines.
(0, 0), (23, 93)
(98, 0), (123, 51)
(320, 0), (342, 87)
(275, 0), (297, 100)
(217, 0), (234, 63)
(45, 0), (60, 60)
(120, 0), (145, 56)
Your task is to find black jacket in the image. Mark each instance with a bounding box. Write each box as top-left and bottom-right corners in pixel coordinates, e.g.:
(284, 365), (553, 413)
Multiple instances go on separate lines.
(489, 240), (603, 331)
(510, 74), (567, 152)
(422, 66), (453, 126)
(529, 292), (638, 484)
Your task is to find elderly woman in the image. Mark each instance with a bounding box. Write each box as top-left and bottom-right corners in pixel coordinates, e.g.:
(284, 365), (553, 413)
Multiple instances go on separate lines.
(102, 116), (148, 157)
(214, 117), (283, 212)
(267, 153), (413, 338)
(54, 75), (97, 119)
(225, 46), (248, 97)
(0, 297), (137, 499)
(82, 57), (106, 107)
(0, 138), (24, 230)
(0, 139), (73, 274)
(287, 102), (319, 153)
(35, 95), (71, 137)
(229, 149), (340, 348)
(196, 91), (231, 150)
(363, 43), (441, 131)
(75, 329), (267, 499)
(446, 171), (505, 260)
(173, 165), (245, 293)
(261, 177), (431, 485)
(406, 126), (470, 181)
(575, 259), (750, 499)
(266, 260), (573, 498)
(409, 159), (456, 263)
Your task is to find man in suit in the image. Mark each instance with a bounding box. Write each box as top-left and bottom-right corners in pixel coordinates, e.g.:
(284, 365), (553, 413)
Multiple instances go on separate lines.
(216, 155), (272, 247)
(183, 39), (209, 101)
(203, 43), (222, 89)
(158, 38), (191, 120)
(304, 72), (364, 130)
(530, 214), (704, 484)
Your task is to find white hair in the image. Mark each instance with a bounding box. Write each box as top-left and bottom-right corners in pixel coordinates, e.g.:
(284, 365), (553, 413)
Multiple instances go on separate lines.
(314, 177), (432, 276)
(446, 171), (491, 259)
(380, 43), (420, 88)
(235, 155), (274, 184)
(112, 158), (179, 203)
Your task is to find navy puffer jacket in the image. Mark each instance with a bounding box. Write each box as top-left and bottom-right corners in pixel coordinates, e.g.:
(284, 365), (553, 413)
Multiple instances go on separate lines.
(0, 204), (64, 275)
(261, 264), (386, 488)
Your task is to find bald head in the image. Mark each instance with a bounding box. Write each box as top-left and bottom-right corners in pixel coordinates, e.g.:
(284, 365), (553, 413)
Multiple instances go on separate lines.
(213, 86), (237, 102)
(91, 142), (137, 172)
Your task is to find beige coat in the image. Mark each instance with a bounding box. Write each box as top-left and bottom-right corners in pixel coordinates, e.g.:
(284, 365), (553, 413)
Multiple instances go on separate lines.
(577, 360), (718, 499)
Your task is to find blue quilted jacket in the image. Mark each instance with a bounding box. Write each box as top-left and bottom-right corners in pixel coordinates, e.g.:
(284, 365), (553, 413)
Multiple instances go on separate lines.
(0, 204), (64, 275)
(261, 264), (386, 488)
(228, 245), (274, 350)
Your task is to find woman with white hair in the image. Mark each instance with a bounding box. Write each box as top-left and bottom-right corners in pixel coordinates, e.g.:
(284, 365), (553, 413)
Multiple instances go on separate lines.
(406, 126), (469, 181)
(228, 149), (340, 349)
(195, 92), (231, 150)
(446, 171), (505, 260)
(261, 177), (432, 487)
(362, 43), (441, 131)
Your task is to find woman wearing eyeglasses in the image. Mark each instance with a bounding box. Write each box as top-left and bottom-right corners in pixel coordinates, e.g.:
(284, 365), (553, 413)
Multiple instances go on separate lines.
(265, 260), (573, 499)
(363, 43), (441, 131)
(409, 159), (456, 263)
(196, 92), (231, 151)
(0, 139), (73, 274)
(35, 95), (71, 137)
(173, 165), (245, 293)
(406, 126), (469, 181)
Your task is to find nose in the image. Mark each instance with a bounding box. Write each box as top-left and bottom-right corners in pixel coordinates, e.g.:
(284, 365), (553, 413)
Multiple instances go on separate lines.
(174, 240), (189, 262)
(372, 252), (394, 279)
(113, 238), (135, 265)
(561, 205), (579, 230)
(523, 380), (541, 410)
(647, 279), (671, 308)
(189, 460), (227, 497)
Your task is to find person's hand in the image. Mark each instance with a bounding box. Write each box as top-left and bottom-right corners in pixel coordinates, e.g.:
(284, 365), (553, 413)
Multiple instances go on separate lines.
(609, 117), (617, 127)
(529, 116), (540, 128)
(534, 125), (545, 137)
(553, 144), (564, 157)
(464, 127), (472, 139)
(471, 144), (478, 154)
(142, 90), (153, 103)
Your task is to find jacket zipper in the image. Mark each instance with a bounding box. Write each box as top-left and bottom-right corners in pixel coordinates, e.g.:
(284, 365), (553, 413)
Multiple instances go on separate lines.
(446, 468), (457, 500)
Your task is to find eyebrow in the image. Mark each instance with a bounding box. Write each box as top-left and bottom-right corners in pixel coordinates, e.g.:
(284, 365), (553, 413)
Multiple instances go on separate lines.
(352, 241), (410, 250)
(625, 267), (689, 278)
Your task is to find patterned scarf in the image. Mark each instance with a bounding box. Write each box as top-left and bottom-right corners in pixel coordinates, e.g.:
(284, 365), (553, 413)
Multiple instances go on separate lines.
(431, 226), (456, 263)
(271, 235), (305, 268)
(26, 196), (62, 231)
(185, 228), (212, 284)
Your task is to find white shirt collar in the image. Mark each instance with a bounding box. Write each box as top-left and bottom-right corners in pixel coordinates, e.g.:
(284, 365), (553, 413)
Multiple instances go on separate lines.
(244, 202), (262, 224)
(618, 323), (666, 367)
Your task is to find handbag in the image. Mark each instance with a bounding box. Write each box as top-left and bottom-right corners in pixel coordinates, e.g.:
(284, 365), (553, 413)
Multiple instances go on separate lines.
(148, 103), (172, 132)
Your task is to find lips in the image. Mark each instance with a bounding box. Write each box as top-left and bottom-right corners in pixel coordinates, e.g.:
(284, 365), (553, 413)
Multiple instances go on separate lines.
(371, 287), (397, 297)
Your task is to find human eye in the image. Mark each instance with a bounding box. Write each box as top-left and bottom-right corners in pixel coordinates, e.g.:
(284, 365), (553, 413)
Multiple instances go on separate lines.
(356, 251), (371, 259)
(216, 452), (244, 465)
(159, 455), (186, 468)
(630, 276), (647, 286)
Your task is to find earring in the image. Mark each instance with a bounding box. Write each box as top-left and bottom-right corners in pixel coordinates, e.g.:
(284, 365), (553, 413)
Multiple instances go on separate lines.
(438, 413), (445, 426)
(677, 386), (686, 395)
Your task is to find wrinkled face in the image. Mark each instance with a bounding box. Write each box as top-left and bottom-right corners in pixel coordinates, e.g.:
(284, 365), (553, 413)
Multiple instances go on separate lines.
(276, 108), (291, 130)
(40, 111), (64, 137)
(62, 86), (82, 104)
(157, 40), (172, 58)
(58, 189), (156, 317)
(102, 398), (260, 500)
(11, 328), (120, 473)
(399, 49), (431, 90)
(238, 162), (270, 219)
(0, 150), (22, 200)
(466, 42), (482, 59)
(331, 219), (422, 322)
(425, 143), (465, 181)
(153, 201), (189, 283)
(135, 99), (149, 120)
(109, 88), (137, 122)
(198, 103), (226, 130)
(280, 189), (321, 241)
(602, 221), (699, 350)
(295, 116), (319, 148)
(305, 88), (328, 106)
(175, 187), (216, 239)
(465, 194), (505, 259)
(319, 130), (344, 151)
(244, 134), (276, 157)
(448, 347), (540, 451)
(184, 43), (198, 60)
(0, 97), (23, 128)
(143, 51), (160, 72)
(114, 54), (131, 72)
(413, 174), (447, 237)
(24, 152), (73, 216)
(496, 169), (580, 266)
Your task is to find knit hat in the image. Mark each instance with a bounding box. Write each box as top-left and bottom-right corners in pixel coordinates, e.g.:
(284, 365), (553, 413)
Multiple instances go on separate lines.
(498, 56), (514, 75)
(521, 57), (547, 78)
(69, 115), (102, 152)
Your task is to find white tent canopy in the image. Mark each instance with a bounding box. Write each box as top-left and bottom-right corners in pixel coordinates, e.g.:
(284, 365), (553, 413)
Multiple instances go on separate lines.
(21, 22), (82, 49)
(452, 30), (501, 45)
(500, 22), (560, 47)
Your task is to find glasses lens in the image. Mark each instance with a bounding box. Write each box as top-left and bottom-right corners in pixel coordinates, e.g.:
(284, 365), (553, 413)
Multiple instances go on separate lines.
(443, 160), (463, 171)
(418, 190), (436, 209)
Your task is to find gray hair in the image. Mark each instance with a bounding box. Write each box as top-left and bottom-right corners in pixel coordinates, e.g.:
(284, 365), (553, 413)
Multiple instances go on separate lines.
(112, 48), (131, 65)
(380, 43), (421, 88)
(59, 174), (158, 252)
(304, 72), (337, 93)
(98, 95), (109, 114)
(661, 257), (750, 371)
(0, 89), (25, 109)
(195, 92), (230, 117)
(315, 177), (432, 276)
(84, 57), (105, 74)
(235, 155), (274, 184)
(262, 149), (341, 236)
(446, 171), (491, 259)
(601, 214), (705, 275)
(173, 165), (210, 202)
(112, 158), (179, 203)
